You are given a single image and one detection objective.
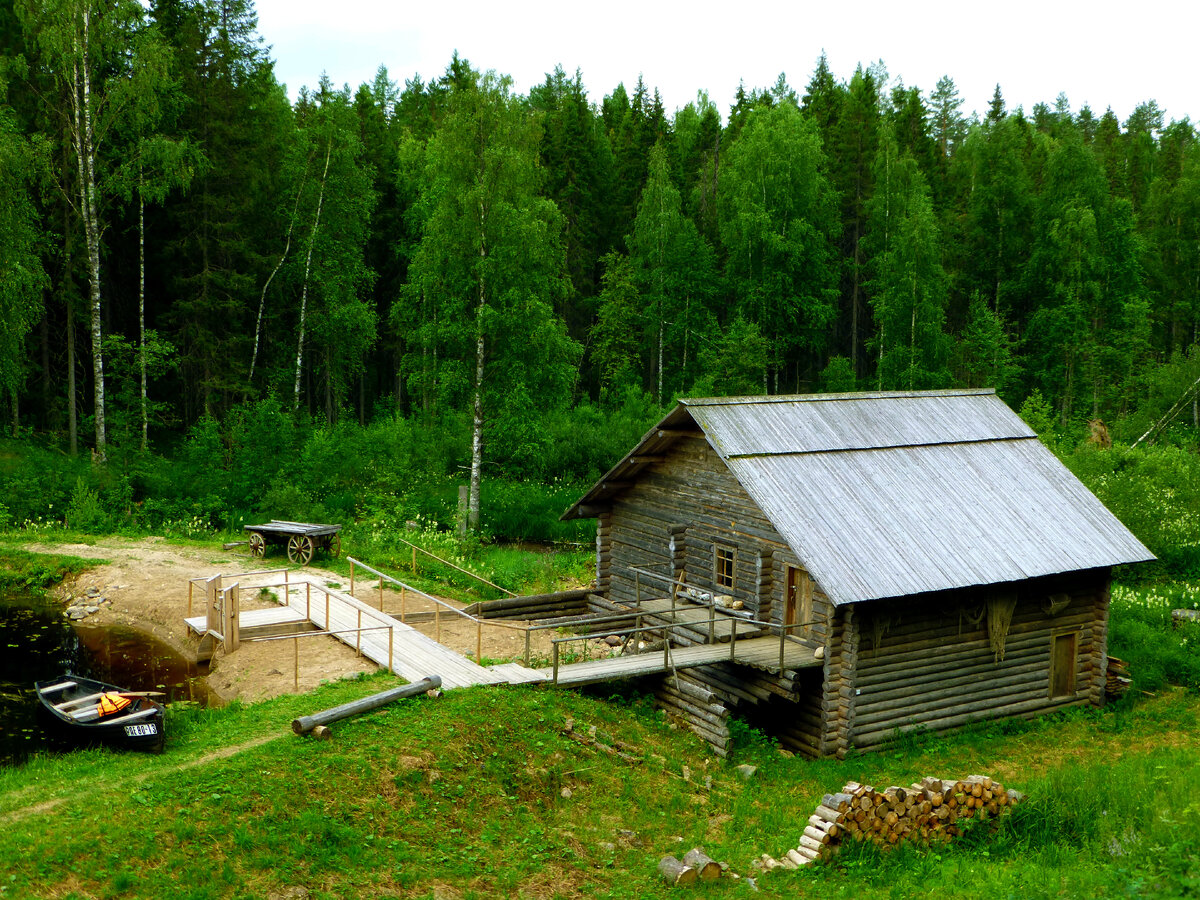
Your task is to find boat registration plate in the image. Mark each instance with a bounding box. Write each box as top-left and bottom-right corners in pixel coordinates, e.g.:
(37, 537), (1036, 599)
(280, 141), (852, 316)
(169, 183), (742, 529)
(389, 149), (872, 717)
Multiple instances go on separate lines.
(124, 723), (158, 737)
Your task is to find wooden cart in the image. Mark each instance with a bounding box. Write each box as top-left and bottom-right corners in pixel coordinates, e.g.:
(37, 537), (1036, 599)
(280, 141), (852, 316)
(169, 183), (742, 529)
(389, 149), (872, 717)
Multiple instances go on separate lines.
(243, 520), (342, 566)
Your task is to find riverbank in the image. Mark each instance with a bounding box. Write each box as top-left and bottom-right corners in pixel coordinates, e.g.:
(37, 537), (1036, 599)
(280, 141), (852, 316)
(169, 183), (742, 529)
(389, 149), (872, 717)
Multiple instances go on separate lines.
(18, 536), (568, 704)
(22, 537), (379, 703)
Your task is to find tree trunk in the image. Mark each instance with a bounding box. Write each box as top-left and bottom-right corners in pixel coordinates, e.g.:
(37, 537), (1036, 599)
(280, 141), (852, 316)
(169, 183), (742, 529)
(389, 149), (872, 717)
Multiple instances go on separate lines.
(468, 200), (486, 534)
(40, 315), (50, 427)
(73, 10), (106, 463)
(656, 314), (663, 404)
(294, 139), (331, 411)
(324, 346), (333, 425)
(67, 290), (77, 456)
(252, 170), (306, 384)
(139, 182), (148, 451)
(469, 325), (484, 534)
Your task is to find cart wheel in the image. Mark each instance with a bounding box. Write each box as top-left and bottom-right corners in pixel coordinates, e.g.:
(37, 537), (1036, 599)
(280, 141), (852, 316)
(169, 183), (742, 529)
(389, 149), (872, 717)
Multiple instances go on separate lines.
(329, 532), (341, 559)
(249, 532), (266, 558)
(288, 535), (315, 566)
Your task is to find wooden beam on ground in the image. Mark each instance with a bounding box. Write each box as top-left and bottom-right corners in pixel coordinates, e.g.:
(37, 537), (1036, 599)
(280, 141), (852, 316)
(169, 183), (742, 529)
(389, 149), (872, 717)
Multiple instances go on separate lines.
(292, 675), (442, 736)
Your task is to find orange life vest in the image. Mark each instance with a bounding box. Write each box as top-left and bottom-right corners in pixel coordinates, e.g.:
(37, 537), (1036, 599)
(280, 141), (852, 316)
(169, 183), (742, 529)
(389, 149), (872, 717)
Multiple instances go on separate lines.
(97, 692), (131, 717)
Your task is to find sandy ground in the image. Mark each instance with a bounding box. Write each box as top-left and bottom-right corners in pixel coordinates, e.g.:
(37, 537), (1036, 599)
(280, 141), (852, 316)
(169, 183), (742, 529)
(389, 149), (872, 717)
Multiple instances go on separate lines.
(28, 536), (572, 704)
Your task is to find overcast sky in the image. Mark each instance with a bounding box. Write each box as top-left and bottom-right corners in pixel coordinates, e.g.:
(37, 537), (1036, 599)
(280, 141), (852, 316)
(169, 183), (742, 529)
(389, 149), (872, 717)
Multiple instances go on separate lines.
(254, 0), (1197, 128)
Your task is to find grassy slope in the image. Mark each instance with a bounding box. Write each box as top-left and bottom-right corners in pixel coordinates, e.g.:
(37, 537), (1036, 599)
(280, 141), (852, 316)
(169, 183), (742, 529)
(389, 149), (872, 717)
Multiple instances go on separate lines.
(2, 674), (1199, 900)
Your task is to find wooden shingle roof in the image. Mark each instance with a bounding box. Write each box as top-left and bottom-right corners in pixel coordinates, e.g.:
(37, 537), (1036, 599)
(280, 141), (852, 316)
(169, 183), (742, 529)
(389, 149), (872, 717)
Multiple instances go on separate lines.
(564, 390), (1154, 606)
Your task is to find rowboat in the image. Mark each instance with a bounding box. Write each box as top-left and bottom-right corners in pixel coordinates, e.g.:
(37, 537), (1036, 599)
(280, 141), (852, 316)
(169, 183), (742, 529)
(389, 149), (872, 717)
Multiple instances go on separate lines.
(35, 675), (166, 753)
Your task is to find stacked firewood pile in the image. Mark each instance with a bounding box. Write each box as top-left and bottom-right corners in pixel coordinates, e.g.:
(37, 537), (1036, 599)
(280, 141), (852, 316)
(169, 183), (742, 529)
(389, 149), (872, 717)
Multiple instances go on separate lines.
(767, 775), (1024, 868)
(1106, 656), (1132, 699)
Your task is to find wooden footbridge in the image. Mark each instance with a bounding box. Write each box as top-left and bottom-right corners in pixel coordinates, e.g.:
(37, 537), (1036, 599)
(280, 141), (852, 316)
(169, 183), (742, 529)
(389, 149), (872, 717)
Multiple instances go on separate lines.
(184, 560), (821, 694)
(535, 634), (821, 686)
(184, 567), (546, 689)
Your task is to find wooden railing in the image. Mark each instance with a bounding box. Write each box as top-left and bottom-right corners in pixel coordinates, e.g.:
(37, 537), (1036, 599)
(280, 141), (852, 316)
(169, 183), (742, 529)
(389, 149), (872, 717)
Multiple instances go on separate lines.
(347, 556), (532, 664)
(372, 538), (517, 597)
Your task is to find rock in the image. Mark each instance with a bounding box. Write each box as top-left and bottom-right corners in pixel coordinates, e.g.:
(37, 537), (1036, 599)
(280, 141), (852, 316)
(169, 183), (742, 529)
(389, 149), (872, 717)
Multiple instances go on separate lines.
(86, 587), (100, 597)
(598, 841), (615, 853)
(814, 645), (825, 660)
(84, 606), (100, 615)
(268, 668), (283, 676)
(616, 829), (642, 847)
(560, 787), (573, 799)
(603, 634), (622, 647)
(66, 607), (89, 620)
(736, 764), (758, 781)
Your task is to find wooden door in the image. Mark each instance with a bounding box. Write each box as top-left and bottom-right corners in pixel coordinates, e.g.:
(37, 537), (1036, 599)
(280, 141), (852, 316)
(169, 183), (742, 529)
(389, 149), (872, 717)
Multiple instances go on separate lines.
(785, 565), (811, 636)
(1050, 632), (1077, 698)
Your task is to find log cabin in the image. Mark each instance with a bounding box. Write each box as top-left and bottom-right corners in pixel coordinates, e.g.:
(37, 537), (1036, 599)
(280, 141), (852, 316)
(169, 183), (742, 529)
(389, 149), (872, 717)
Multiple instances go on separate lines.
(561, 390), (1154, 757)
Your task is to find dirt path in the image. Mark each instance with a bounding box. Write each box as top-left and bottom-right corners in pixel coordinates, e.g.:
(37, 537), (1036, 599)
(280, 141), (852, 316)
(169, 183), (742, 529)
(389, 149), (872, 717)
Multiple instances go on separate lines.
(27, 536), (562, 704)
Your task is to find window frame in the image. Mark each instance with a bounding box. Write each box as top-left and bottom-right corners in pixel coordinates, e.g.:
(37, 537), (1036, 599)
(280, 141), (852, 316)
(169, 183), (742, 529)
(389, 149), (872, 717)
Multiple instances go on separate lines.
(713, 544), (736, 591)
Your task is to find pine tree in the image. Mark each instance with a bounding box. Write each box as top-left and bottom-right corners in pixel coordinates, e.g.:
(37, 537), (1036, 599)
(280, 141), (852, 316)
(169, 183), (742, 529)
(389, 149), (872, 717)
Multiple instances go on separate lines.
(828, 65), (880, 375)
(153, 0), (288, 421)
(864, 126), (951, 390)
(0, 104), (46, 425)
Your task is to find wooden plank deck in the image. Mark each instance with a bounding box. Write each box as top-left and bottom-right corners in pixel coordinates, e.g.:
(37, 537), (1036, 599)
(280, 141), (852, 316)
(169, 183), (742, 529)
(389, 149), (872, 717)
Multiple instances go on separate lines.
(537, 636), (822, 687)
(185, 605), (307, 638)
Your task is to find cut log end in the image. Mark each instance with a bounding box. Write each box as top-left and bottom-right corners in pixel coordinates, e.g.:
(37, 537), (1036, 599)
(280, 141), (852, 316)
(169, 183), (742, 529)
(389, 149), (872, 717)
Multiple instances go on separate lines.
(657, 856), (697, 886)
(682, 847), (721, 881)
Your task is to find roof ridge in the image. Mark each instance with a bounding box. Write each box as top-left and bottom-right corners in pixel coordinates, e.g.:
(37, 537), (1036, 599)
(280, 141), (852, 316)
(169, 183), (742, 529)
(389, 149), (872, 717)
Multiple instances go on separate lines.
(683, 389), (996, 407)
(724, 433), (1038, 459)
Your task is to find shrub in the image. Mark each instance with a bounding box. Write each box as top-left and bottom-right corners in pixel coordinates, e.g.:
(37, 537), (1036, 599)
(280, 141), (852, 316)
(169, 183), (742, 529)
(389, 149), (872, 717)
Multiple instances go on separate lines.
(65, 477), (107, 532)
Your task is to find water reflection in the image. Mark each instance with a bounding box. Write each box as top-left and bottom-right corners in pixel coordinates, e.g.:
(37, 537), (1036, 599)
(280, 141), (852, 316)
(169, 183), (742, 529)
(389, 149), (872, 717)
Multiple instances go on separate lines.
(0, 590), (213, 766)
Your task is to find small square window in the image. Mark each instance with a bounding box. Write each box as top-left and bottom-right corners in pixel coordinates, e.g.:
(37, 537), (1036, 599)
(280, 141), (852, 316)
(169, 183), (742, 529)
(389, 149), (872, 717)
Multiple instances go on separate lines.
(715, 545), (735, 589)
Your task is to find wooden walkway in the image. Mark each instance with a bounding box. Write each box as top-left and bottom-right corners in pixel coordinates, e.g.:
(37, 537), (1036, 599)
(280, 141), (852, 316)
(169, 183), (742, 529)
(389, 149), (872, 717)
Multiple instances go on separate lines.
(185, 576), (546, 689)
(536, 636), (823, 687)
(625, 597), (757, 641)
(184, 572), (816, 693)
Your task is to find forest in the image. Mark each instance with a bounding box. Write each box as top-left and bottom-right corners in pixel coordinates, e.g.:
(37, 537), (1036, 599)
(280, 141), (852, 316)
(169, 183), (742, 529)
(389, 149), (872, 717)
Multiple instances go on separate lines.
(1, 0), (1199, 545)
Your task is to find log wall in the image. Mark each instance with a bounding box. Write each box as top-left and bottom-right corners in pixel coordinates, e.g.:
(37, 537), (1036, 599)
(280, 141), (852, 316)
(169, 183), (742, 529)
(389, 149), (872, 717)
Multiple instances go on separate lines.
(606, 437), (830, 648)
(845, 568), (1111, 749)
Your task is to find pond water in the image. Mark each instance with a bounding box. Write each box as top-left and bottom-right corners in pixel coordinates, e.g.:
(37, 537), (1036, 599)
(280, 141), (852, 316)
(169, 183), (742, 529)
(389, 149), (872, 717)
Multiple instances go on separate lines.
(0, 590), (213, 766)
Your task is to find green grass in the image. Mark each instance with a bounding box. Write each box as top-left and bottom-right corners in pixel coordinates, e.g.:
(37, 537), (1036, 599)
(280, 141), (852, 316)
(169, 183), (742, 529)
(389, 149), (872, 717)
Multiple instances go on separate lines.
(1110, 579), (1200, 691)
(0, 543), (107, 594)
(3, 675), (1200, 899)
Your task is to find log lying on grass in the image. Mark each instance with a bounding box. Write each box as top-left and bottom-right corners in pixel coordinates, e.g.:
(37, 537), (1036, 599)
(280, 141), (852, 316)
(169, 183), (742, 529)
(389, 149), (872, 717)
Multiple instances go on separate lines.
(292, 675), (442, 736)
(657, 856), (697, 886)
(775, 774), (1024, 867)
(682, 847), (721, 881)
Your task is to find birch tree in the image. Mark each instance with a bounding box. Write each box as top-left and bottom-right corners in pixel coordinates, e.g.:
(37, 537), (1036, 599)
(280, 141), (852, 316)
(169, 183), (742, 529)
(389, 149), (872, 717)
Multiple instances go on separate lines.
(719, 100), (840, 391)
(289, 78), (377, 422)
(18, 0), (171, 462)
(401, 68), (577, 531)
